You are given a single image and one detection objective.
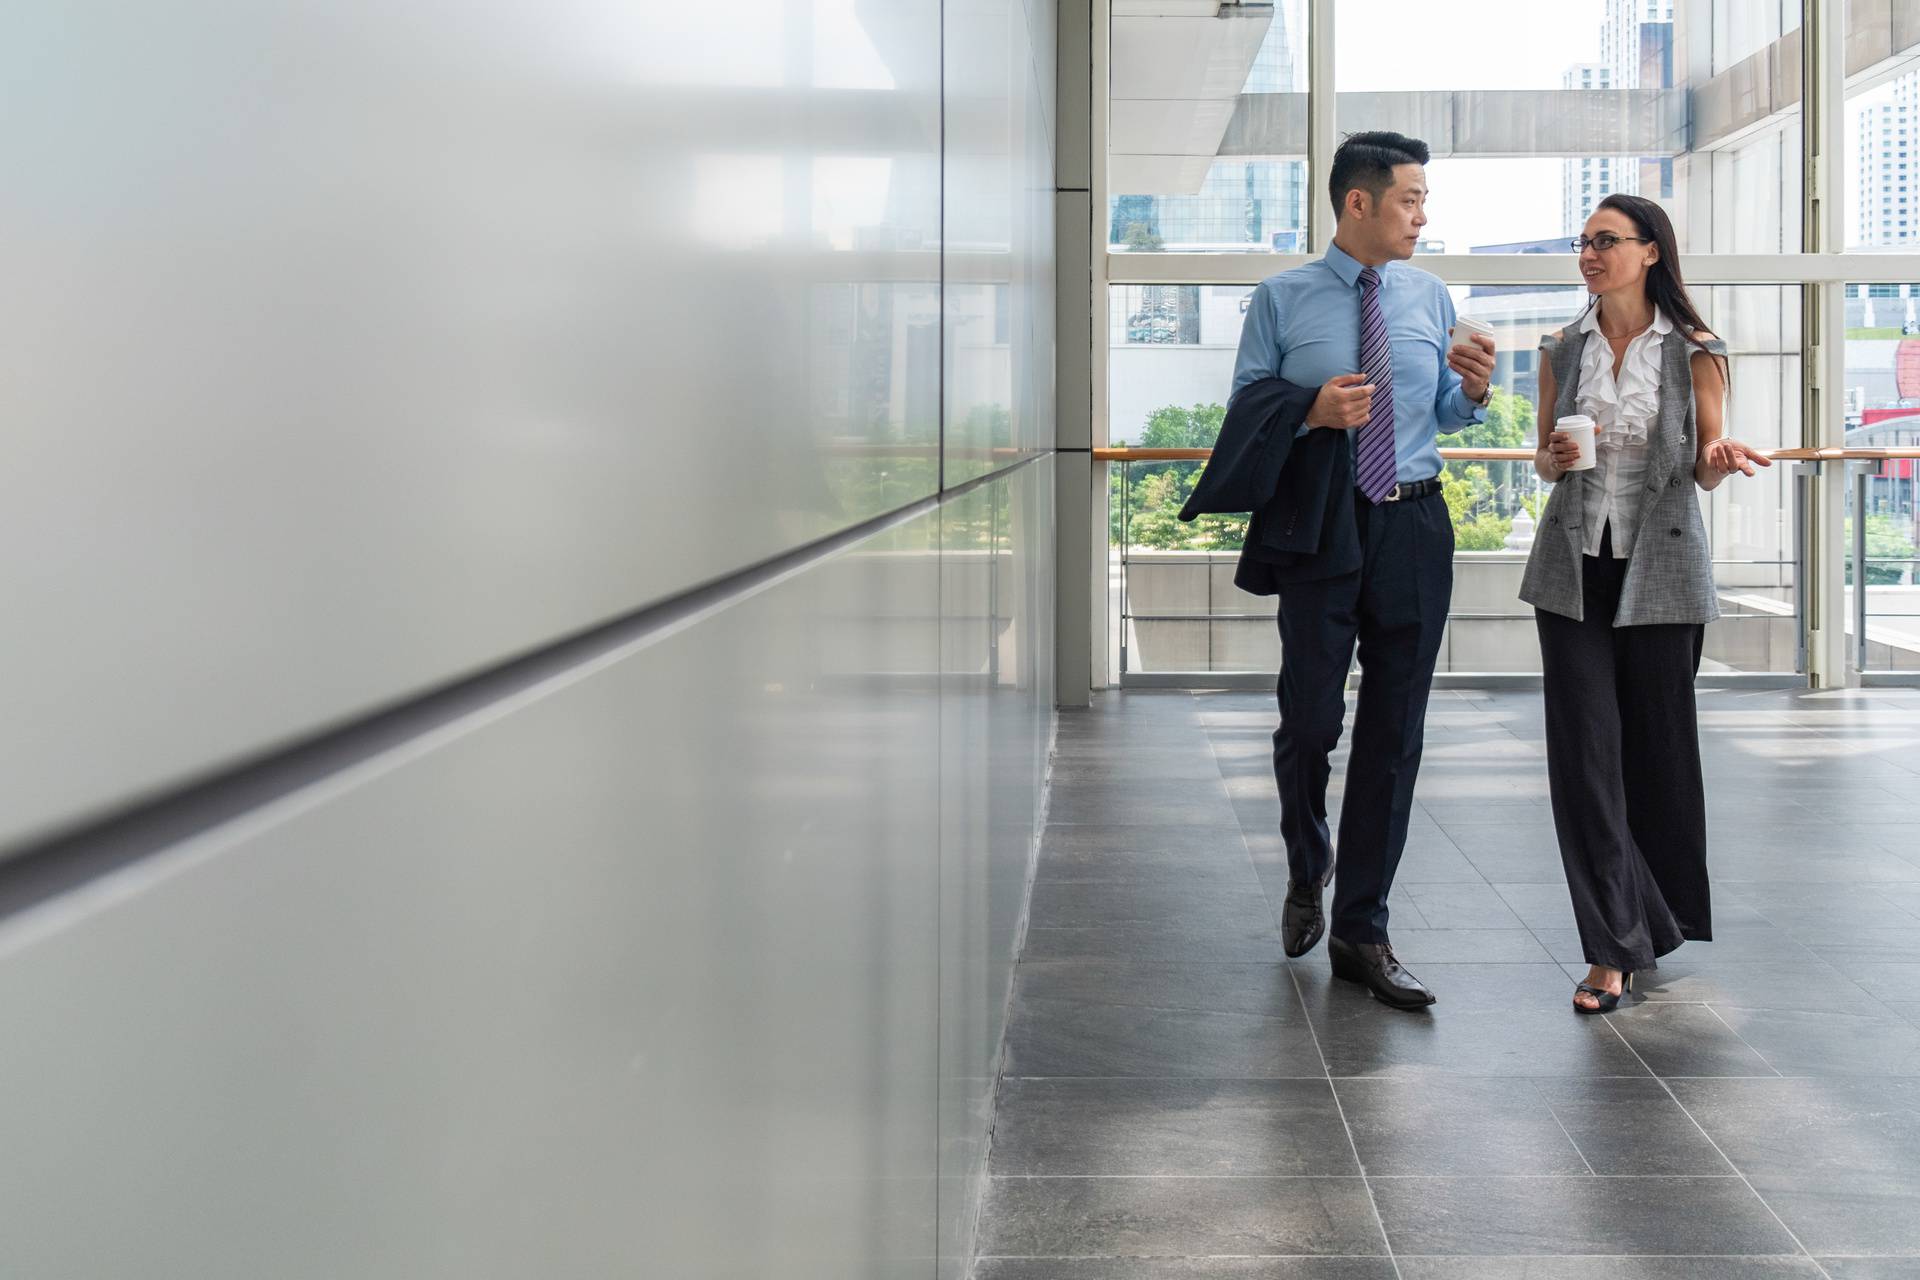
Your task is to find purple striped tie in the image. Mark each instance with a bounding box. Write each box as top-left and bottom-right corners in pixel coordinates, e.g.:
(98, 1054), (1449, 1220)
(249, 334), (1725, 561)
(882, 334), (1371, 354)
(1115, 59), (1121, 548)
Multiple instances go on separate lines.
(1355, 266), (1398, 504)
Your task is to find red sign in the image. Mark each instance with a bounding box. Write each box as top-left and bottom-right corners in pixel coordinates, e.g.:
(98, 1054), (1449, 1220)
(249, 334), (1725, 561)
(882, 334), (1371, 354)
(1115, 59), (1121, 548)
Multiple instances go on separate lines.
(1861, 408), (1919, 479)
(1899, 340), (1920, 400)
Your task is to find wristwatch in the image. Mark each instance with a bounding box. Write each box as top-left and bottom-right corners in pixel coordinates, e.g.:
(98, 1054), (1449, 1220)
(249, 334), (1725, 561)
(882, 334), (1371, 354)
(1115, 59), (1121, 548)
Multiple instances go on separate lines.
(1470, 382), (1492, 407)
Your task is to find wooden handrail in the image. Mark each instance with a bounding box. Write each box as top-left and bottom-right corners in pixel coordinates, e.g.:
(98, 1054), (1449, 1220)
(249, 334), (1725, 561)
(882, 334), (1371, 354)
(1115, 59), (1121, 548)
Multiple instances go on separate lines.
(1095, 447), (1535, 462)
(1092, 448), (1212, 461)
(1768, 447), (1920, 461)
(1095, 446), (1920, 463)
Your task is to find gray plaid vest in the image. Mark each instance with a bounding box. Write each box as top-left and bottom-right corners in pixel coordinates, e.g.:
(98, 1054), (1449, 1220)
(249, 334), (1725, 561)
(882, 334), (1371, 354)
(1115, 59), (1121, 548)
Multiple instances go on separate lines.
(1518, 324), (1725, 626)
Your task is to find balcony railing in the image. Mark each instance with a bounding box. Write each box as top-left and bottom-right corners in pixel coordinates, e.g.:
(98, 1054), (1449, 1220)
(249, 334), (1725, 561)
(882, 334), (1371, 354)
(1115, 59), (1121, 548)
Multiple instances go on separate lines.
(1844, 459), (1920, 673)
(1100, 446), (1920, 685)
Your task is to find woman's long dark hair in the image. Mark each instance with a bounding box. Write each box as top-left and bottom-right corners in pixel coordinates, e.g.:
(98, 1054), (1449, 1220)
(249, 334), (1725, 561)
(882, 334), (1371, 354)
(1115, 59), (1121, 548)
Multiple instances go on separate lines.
(1587, 193), (1728, 382)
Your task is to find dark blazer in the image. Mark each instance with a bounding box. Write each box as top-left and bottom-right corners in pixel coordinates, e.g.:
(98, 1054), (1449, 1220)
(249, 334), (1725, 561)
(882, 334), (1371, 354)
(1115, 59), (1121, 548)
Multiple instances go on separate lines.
(1177, 375), (1362, 593)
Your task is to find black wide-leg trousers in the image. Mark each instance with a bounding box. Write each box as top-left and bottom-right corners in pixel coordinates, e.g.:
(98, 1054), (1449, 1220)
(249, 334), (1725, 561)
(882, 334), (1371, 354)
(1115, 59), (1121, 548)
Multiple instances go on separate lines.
(1535, 527), (1713, 971)
(1272, 490), (1453, 945)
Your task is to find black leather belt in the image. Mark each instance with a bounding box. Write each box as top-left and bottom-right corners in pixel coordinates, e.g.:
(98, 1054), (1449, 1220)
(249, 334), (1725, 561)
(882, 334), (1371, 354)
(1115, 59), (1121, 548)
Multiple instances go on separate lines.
(1360, 476), (1442, 504)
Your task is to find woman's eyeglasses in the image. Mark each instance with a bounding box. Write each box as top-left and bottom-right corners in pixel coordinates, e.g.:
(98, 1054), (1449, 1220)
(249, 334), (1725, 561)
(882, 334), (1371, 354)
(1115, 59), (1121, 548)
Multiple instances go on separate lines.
(1571, 233), (1652, 252)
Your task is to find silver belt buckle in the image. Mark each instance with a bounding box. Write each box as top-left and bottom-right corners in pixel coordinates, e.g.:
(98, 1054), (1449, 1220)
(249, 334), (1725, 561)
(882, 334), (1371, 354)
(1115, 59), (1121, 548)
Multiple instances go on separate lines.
(1381, 483), (1405, 502)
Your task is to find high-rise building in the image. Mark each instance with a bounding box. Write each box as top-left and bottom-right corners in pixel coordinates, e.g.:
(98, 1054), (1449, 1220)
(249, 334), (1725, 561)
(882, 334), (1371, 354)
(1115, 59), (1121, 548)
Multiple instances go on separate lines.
(1110, 2), (1307, 250)
(1601, 0), (1675, 84)
(1562, 64), (1617, 236)
(1561, 0), (1675, 236)
(1856, 70), (1919, 247)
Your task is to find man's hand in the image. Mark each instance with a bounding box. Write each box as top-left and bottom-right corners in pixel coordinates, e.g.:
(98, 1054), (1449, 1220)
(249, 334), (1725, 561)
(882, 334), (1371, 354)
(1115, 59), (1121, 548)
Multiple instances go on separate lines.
(1447, 333), (1496, 404)
(1306, 373), (1374, 429)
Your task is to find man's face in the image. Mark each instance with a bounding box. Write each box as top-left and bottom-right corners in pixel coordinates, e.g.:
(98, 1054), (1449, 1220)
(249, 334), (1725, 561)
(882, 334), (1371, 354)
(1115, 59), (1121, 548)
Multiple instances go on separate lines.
(1357, 163), (1428, 261)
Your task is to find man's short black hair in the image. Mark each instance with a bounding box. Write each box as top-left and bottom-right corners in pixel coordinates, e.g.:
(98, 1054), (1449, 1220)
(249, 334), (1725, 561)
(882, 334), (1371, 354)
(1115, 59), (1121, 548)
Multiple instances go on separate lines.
(1328, 131), (1430, 218)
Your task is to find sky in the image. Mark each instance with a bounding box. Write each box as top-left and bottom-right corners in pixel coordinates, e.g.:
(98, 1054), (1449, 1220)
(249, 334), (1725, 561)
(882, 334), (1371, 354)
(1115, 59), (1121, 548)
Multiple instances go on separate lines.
(1334, 0), (1612, 249)
(1333, 0), (1609, 93)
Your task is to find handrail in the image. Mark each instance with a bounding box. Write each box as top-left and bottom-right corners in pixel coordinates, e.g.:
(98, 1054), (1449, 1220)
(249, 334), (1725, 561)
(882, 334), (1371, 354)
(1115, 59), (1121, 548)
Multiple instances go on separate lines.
(1095, 446), (1920, 463)
(1098, 447), (1542, 462)
(1770, 447), (1920, 461)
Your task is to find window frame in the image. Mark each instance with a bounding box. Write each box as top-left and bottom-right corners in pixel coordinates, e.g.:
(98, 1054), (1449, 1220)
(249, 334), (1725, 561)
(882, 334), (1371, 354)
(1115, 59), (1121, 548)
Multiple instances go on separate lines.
(1088, 0), (1920, 689)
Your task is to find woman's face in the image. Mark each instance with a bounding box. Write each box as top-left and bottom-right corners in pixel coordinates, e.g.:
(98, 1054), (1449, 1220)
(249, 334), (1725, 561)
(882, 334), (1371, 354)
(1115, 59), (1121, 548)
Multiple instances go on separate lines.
(1579, 208), (1658, 296)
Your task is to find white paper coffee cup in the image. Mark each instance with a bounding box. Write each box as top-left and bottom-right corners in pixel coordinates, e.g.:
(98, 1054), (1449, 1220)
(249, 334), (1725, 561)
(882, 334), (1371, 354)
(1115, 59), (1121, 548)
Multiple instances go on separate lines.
(1450, 316), (1495, 353)
(1556, 414), (1597, 471)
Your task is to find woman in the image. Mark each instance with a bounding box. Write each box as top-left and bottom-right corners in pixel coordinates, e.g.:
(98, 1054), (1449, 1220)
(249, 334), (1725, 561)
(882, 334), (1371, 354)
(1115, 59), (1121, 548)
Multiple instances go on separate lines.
(1519, 194), (1770, 1014)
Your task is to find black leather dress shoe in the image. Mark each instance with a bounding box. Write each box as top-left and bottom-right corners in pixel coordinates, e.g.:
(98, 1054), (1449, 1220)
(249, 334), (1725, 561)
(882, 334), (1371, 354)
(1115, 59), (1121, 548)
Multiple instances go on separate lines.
(1281, 881), (1325, 958)
(1328, 936), (1436, 1009)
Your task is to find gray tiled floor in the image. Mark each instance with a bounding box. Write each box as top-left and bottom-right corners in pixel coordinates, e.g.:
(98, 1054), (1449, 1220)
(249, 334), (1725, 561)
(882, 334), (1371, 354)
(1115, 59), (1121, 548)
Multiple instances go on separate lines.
(975, 687), (1920, 1278)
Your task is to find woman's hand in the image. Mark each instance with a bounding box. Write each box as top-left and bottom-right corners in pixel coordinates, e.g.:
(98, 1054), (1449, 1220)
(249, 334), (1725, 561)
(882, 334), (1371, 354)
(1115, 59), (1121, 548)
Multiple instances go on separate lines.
(1702, 437), (1772, 478)
(1543, 430), (1582, 474)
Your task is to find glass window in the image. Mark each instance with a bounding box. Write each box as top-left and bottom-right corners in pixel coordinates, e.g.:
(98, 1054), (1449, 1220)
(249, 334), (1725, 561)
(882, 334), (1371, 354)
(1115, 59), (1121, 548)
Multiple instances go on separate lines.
(1712, 0), (1798, 74)
(1107, 282), (1800, 674)
(1843, 285), (1920, 670)
(1107, 1), (1309, 253)
(1112, 285), (1206, 346)
(1330, 0), (1800, 254)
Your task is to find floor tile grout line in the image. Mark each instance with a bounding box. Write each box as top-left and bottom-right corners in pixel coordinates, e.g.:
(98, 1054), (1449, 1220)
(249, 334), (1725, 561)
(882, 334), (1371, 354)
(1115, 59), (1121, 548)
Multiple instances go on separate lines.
(967, 1258), (1866, 1266)
(1288, 964), (1405, 1280)
(1209, 717), (1404, 1280)
(1493, 875), (1600, 1020)
(1036, 694), (1919, 1270)
(1205, 723), (1290, 958)
(1596, 1013), (1836, 1280)
(981, 1173), (1761, 1180)
(1699, 1001), (1786, 1078)
(997, 1074), (1825, 1082)
(1006, 995), (1312, 1022)
(1525, 1077), (1597, 1177)
(1740, 899), (1916, 1015)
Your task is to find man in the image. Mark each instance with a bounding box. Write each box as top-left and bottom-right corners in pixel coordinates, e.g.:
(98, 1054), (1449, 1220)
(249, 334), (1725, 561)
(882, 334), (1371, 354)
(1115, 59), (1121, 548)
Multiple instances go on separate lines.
(1205, 132), (1494, 1008)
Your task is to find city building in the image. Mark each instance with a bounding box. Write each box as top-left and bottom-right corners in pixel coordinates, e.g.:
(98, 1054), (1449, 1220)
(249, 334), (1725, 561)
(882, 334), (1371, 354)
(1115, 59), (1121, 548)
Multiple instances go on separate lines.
(1109, 2), (1307, 251)
(1562, 63), (1619, 234)
(1856, 68), (1919, 246)
(1562, 0), (1676, 235)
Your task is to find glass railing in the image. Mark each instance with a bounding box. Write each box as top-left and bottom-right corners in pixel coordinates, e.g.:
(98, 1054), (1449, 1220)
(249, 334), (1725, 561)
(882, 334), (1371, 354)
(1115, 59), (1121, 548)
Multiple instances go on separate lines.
(1845, 462), (1920, 674)
(1102, 447), (1917, 682)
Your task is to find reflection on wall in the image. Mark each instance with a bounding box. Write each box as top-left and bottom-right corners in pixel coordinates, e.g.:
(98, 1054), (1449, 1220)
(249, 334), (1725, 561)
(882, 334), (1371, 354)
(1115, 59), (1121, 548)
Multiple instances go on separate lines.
(0, 466), (1054, 1276)
(0, 0), (954, 849)
(938, 462), (1055, 1278)
(0, 0), (1058, 1274)
(946, 0), (1058, 484)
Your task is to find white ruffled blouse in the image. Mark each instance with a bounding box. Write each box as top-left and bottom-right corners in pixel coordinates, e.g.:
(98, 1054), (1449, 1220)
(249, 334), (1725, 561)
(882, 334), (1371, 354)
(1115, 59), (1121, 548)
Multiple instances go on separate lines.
(1573, 304), (1671, 559)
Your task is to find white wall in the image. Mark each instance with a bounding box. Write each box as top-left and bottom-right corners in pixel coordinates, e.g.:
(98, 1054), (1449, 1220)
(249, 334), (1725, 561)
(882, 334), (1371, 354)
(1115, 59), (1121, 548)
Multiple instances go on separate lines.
(0, 0), (1058, 1274)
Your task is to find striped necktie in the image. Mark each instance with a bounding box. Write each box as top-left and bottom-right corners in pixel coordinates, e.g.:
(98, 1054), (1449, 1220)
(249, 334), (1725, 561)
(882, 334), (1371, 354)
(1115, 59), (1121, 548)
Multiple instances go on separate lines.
(1355, 266), (1398, 504)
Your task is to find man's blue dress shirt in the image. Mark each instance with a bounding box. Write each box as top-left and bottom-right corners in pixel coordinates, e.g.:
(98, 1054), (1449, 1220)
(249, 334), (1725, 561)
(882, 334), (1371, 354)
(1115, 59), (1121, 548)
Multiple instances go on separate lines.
(1231, 241), (1486, 484)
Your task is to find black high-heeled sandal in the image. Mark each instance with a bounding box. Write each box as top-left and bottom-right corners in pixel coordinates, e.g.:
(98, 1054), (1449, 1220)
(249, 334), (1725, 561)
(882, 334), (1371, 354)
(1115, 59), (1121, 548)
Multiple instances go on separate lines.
(1573, 970), (1633, 1015)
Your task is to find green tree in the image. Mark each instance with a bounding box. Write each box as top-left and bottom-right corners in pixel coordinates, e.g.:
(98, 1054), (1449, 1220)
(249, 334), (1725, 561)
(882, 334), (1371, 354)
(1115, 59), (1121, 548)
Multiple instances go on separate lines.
(1137, 402), (1225, 453)
(1454, 513), (1513, 551)
(1847, 513), (1920, 586)
(1441, 463), (1495, 525)
(1117, 469), (1186, 548)
(1112, 393), (1547, 553)
(1438, 385), (1537, 533)
(1437, 386), (1532, 451)
(1112, 403), (1229, 549)
(1189, 511), (1249, 550)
